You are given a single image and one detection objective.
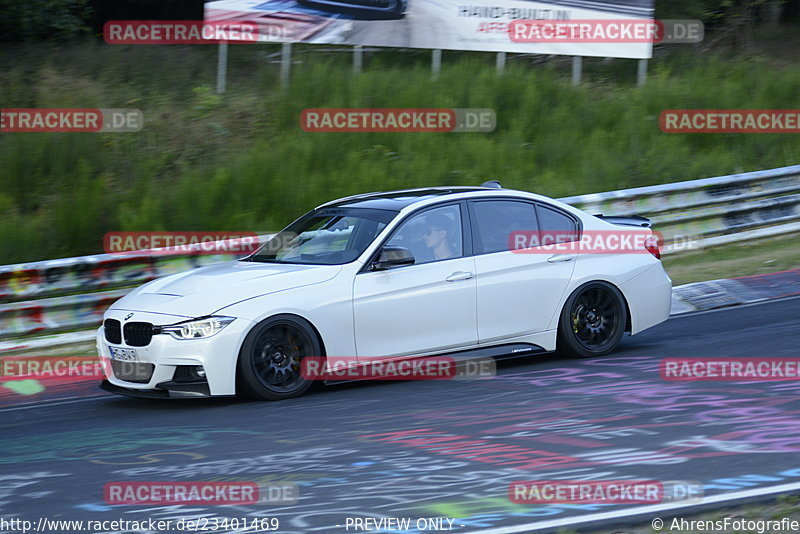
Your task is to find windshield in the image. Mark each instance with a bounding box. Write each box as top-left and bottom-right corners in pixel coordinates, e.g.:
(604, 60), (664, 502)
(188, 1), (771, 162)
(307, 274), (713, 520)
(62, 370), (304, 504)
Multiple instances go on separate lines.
(247, 208), (398, 265)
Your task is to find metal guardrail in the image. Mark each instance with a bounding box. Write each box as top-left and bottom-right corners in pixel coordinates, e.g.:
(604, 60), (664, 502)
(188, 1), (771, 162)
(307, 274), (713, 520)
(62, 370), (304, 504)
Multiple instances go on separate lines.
(1, 164), (798, 340)
(1, 254), (220, 302)
(561, 164), (800, 253)
(0, 254), (245, 339)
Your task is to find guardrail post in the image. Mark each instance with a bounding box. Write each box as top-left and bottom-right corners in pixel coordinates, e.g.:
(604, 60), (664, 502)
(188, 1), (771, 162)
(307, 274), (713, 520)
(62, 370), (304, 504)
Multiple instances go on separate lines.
(637, 59), (648, 87)
(354, 45), (363, 75)
(571, 56), (582, 86)
(431, 49), (441, 81)
(281, 42), (292, 90)
(496, 52), (506, 76)
(216, 42), (228, 94)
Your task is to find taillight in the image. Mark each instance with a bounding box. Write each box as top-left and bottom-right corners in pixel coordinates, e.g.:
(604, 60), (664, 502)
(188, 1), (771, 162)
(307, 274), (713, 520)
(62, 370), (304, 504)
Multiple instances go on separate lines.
(645, 235), (661, 259)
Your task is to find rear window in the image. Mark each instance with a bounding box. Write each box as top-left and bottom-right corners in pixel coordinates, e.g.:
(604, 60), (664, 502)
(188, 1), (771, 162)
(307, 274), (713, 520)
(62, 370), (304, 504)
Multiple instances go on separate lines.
(536, 204), (579, 244)
(471, 200), (539, 254)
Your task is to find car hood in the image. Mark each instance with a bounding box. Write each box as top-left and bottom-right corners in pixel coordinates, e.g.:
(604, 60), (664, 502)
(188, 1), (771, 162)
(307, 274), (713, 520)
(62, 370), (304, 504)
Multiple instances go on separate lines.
(110, 260), (342, 318)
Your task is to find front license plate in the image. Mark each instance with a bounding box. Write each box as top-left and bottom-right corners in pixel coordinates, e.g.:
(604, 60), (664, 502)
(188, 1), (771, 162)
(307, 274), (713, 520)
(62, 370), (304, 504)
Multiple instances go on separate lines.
(109, 346), (138, 362)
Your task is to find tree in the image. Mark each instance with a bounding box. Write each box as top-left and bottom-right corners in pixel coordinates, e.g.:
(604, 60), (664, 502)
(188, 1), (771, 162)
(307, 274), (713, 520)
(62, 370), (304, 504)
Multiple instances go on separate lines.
(0, 0), (92, 41)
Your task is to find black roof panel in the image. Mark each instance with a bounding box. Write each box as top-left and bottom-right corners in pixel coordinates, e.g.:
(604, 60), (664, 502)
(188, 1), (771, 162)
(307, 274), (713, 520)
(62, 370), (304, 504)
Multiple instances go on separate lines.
(320, 187), (488, 210)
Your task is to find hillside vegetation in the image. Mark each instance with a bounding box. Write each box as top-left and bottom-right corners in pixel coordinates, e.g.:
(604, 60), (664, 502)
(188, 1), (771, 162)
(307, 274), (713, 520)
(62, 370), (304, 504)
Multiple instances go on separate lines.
(1, 40), (799, 263)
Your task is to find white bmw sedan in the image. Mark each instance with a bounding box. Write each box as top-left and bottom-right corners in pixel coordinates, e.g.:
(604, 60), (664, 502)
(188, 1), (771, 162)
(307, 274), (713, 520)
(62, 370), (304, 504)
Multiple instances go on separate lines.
(97, 184), (671, 400)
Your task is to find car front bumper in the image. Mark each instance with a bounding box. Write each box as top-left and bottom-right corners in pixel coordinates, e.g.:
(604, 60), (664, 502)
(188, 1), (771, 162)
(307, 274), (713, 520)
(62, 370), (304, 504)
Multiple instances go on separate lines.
(99, 379), (218, 399)
(96, 310), (254, 397)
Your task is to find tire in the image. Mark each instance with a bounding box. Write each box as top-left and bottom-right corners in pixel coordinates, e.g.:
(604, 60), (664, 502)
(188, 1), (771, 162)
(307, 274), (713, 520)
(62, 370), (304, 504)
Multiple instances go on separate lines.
(556, 281), (627, 359)
(237, 315), (322, 401)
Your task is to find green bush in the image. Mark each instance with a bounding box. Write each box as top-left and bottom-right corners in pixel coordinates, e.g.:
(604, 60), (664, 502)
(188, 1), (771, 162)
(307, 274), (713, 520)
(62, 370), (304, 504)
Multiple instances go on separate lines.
(0, 42), (799, 264)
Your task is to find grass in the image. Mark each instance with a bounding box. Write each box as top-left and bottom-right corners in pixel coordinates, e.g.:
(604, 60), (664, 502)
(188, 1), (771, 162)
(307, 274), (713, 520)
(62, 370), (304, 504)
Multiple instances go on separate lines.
(663, 233), (800, 285)
(1, 38), (800, 264)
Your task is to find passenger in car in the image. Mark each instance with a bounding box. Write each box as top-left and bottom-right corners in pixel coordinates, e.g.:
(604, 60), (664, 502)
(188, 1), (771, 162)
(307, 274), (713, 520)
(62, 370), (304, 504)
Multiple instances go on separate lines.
(423, 212), (456, 261)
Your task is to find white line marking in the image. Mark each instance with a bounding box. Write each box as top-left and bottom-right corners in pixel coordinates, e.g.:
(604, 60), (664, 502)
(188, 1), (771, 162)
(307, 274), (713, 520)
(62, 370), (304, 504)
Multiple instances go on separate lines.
(0, 395), (107, 413)
(466, 481), (800, 533)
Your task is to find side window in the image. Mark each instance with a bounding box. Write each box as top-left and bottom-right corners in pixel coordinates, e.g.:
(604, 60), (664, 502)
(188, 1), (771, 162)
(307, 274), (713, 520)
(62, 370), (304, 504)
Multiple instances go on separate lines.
(471, 200), (539, 254)
(536, 204), (579, 244)
(386, 205), (463, 265)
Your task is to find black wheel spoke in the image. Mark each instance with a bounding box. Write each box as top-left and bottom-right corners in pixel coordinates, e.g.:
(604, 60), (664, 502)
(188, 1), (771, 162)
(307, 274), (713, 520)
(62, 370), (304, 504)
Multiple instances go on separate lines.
(569, 285), (623, 352)
(249, 322), (312, 394)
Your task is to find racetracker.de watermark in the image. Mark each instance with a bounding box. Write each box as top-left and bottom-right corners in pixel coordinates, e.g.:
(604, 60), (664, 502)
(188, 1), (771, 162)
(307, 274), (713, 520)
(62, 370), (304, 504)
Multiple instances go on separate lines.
(508, 19), (703, 43)
(509, 480), (703, 504)
(661, 358), (800, 381)
(300, 109), (496, 132)
(103, 232), (262, 255)
(1, 109), (142, 133)
(508, 230), (662, 255)
(660, 110), (800, 133)
(301, 356), (496, 381)
(104, 21), (259, 44)
(0, 356), (104, 381)
(104, 482), (298, 505)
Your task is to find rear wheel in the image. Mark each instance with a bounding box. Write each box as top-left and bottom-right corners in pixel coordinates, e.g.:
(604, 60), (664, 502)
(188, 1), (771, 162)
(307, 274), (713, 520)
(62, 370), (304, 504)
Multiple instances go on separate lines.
(237, 315), (321, 401)
(557, 281), (627, 358)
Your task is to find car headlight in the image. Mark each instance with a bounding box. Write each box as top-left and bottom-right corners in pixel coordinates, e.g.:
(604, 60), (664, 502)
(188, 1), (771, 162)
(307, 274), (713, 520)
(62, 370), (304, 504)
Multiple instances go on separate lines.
(160, 316), (235, 340)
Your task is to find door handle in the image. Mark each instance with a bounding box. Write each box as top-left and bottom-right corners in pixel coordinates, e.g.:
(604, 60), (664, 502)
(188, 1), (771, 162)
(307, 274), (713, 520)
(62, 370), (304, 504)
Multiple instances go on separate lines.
(446, 271), (474, 282)
(547, 254), (575, 263)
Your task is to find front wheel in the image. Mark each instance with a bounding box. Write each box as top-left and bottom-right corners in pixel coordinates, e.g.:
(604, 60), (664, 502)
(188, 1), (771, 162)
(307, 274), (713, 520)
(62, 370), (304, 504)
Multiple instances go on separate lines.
(237, 315), (321, 401)
(556, 281), (627, 358)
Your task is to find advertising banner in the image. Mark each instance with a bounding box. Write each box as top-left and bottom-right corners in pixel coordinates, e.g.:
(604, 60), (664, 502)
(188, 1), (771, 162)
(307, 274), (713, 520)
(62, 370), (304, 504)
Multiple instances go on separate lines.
(205, 0), (656, 59)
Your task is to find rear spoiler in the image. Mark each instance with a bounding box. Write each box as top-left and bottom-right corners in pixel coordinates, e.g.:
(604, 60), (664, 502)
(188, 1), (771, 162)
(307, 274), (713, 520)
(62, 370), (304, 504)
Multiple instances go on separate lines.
(594, 214), (651, 228)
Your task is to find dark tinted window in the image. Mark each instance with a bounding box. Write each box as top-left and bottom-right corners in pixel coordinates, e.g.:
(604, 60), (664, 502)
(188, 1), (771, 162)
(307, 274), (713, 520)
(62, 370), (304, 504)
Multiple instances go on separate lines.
(471, 200), (539, 254)
(536, 204), (579, 244)
(386, 204), (463, 265)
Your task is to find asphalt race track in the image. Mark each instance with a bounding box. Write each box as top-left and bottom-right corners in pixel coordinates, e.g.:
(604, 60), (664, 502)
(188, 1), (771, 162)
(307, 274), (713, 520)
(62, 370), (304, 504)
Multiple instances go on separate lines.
(2, 296), (799, 534)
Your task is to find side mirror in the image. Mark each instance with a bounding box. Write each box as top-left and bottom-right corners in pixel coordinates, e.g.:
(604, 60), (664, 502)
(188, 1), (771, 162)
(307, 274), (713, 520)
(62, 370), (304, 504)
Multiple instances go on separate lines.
(371, 246), (415, 271)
